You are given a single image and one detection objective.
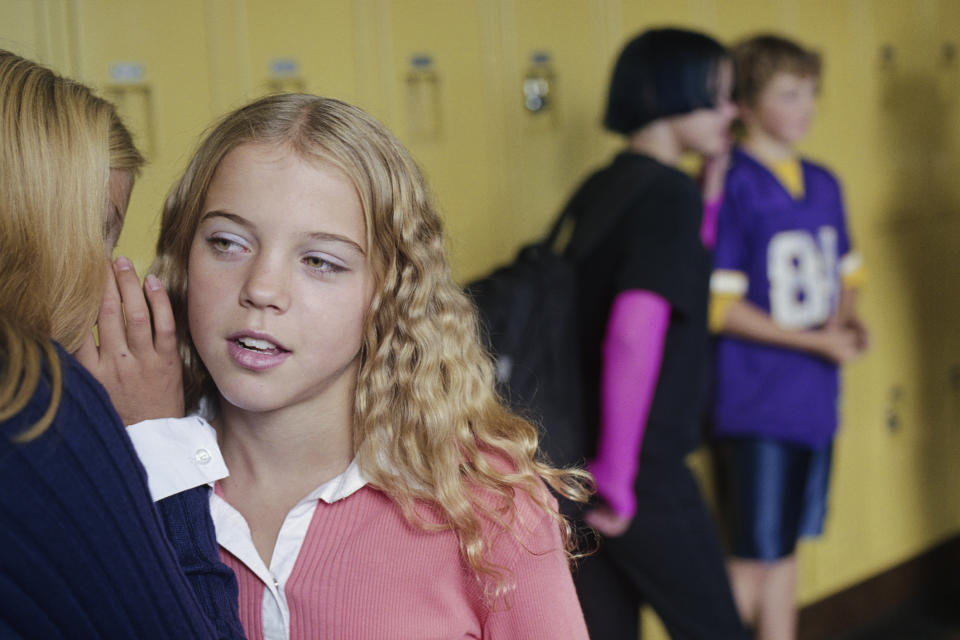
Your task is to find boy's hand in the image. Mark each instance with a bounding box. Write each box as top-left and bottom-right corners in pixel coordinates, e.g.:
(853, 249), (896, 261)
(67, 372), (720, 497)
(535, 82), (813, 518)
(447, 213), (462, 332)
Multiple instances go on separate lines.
(75, 256), (185, 425)
(812, 324), (861, 364)
(845, 314), (870, 353)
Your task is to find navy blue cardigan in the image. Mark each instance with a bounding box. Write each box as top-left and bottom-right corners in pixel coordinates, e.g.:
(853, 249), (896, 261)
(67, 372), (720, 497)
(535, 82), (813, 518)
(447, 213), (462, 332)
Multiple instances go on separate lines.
(0, 344), (244, 639)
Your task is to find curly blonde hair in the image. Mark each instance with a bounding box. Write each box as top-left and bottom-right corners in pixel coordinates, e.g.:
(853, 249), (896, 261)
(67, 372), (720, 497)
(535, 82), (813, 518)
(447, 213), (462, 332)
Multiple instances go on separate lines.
(0, 50), (143, 440)
(153, 94), (592, 585)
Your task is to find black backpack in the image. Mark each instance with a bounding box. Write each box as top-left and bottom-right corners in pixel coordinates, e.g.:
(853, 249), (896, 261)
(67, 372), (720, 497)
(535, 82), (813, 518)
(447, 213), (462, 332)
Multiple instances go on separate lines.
(465, 172), (649, 468)
(465, 210), (585, 467)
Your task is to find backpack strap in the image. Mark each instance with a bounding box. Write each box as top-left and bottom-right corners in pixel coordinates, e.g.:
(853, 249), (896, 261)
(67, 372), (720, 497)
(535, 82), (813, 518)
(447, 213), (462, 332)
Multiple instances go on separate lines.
(542, 200), (576, 252)
(549, 165), (659, 263)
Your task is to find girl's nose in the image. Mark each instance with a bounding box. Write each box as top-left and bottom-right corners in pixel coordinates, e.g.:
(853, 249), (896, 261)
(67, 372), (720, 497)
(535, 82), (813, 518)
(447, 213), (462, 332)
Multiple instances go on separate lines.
(240, 255), (291, 312)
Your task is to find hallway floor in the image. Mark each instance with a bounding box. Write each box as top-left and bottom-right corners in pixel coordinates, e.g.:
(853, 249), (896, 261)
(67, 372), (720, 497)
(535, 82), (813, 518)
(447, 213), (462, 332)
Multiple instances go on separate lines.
(840, 600), (960, 640)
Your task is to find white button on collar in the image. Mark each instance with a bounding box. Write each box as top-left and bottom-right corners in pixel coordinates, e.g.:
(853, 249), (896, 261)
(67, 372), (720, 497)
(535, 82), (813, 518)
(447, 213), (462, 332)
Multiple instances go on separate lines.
(194, 448), (212, 465)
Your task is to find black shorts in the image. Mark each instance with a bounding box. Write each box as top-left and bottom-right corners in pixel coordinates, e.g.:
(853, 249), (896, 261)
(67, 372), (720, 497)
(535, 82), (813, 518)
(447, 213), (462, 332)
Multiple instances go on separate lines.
(718, 437), (833, 561)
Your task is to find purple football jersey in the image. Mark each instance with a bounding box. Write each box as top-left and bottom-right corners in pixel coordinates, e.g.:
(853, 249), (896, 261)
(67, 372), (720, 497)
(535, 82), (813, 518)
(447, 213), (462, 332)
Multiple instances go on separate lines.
(712, 148), (852, 447)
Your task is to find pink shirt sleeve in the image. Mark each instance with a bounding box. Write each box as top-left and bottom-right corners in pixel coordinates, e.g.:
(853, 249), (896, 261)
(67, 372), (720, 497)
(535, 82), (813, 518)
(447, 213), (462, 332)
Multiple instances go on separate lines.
(482, 491), (589, 639)
(588, 289), (670, 519)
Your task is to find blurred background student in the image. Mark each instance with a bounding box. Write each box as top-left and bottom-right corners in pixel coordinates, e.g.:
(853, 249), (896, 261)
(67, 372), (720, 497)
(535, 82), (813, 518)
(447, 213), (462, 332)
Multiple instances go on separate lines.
(710, 34), (867, 640)
(563, 29), (746, 640)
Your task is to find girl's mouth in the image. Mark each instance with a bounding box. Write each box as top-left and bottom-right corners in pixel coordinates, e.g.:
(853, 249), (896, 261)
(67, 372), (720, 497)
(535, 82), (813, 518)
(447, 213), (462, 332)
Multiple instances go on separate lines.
(235, 336), (285, 354)
(227, 334), (291, 371)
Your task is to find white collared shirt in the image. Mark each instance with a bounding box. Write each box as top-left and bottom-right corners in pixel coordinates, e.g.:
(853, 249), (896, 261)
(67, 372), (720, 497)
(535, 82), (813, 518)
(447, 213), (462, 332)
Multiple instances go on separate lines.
(127, 416), (229, 499)
(129, 416), (367, 640)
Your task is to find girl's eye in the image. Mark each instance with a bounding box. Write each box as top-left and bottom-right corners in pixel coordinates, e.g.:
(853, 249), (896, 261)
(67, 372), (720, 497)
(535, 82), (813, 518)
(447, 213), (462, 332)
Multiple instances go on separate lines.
(303, 254), (345, 273)
(206, 233), (247, 254)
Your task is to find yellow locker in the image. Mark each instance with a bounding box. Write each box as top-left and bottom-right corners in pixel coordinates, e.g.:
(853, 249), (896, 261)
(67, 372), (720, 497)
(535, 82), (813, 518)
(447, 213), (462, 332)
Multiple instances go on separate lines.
(71, 0), (220, 273)
(0, 0), (74, 73)
(200, 0), (367, 139)
(239, 0), (360, 105)
(495, 0), (618, 250)
(618, 0), (723, 36)
(373, 0), (505, 280)
(844, 0), (959, 592)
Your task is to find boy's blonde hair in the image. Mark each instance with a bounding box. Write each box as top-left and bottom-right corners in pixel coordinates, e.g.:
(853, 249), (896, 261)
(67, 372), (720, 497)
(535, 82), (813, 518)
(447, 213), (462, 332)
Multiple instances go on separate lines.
(153, 94), (591, 585)
(0, 50), (143, 439)
(733, 34), (822, 106)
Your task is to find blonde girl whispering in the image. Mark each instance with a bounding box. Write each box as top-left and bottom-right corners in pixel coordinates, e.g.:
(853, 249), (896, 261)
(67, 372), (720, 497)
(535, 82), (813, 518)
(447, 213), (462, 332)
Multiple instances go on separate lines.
(152, 94), (591, 640)
(0, 49), (243, 639)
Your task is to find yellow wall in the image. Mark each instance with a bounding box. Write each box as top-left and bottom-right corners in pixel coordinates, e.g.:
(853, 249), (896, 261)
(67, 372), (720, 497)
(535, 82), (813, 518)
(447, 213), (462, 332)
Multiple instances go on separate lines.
(3, 0), (960, 635)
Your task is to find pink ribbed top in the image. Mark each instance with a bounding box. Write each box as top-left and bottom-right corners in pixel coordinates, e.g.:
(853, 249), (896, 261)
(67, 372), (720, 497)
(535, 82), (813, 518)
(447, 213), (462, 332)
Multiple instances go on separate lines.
(219, 485), (588, 639)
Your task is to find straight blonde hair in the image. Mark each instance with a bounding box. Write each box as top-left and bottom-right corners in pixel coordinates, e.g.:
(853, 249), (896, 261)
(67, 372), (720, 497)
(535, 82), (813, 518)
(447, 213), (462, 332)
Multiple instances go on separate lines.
(154, 94), (592, 587)
(0, 50), (143, 439)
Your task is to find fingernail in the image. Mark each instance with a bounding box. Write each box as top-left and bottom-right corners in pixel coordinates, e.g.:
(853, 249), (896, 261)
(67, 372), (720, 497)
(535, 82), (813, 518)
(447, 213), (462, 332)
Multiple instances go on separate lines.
(115, 255), (133, 271)
(145, 274), (163, 291)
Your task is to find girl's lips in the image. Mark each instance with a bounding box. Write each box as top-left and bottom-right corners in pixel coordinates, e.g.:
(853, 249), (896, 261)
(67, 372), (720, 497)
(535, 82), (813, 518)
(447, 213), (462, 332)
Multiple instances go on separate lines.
(226, 336), (291, 371)
(227, 331), (289, 351)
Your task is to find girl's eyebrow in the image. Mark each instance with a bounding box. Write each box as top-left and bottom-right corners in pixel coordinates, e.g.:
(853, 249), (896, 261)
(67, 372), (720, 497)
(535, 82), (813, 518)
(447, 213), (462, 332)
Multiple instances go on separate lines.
(200, 210), (366, 255)
(200, 210), (249, 227)
(305, 231), (366, 256)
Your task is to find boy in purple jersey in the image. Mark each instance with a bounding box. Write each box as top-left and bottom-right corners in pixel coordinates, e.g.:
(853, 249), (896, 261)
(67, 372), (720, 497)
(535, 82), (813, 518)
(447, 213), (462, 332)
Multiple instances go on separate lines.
(710, 35), (868, 640)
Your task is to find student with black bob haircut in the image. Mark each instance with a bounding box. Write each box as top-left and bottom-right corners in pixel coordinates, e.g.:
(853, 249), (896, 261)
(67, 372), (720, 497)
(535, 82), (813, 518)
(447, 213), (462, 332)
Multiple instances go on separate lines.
(604, 27), (731, 135)
(565, 28), (747, 639)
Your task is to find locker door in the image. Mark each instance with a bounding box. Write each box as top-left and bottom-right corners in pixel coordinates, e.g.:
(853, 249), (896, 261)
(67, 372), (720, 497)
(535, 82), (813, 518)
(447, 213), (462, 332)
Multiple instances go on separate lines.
(618, 0), (723, 37)
(72, 0), (217, 272)
(0, 0), (73, 73)
(841, 0), (956, 589)
(241, 0), (360, 105)
(376, 0), (504, 280)
(201, 1), (365, 127)
(497, 0), (617, 248)
(933, 1), (960, 530)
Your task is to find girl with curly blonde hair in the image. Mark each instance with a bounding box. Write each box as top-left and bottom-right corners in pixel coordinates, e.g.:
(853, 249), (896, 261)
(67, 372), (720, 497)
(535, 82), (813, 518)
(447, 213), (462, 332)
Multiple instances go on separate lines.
(151, 93), (592, 639)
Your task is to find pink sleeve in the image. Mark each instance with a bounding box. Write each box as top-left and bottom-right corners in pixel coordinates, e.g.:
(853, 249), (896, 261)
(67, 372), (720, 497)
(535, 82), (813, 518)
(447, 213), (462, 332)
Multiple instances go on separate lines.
(700, 195), (723, 250)
(588, 289), (670, 519)
(482, 492), (590, 639)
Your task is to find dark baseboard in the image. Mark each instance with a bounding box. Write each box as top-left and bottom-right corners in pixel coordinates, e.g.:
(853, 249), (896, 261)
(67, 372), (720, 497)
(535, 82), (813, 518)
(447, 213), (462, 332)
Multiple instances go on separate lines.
(798, 534), (960, 639)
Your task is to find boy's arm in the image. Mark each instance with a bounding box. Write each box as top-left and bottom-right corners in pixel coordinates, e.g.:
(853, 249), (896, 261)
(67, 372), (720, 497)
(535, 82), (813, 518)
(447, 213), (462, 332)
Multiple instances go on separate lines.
(717, 297), (860, 364)
(830, 284), (869, 352)
(834, 284), (859, 324)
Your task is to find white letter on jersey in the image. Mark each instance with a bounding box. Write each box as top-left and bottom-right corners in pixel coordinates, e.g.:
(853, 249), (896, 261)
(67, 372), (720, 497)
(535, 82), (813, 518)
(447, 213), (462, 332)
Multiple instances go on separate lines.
(767, 227), (838, 329)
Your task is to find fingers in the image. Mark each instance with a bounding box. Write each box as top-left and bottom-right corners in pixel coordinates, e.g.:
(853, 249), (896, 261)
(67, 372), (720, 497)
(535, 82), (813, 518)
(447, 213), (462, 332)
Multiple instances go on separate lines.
(834, 329), (860, 363)
(113, 256), (154, 355)
(95, 259), (126, 355)
(97, 256), (173, 358)
(144, 273), (177, 356)
(77, 256), (186, 424)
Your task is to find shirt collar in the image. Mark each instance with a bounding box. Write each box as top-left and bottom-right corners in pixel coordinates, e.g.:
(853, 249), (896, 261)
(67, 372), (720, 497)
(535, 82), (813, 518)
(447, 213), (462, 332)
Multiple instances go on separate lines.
(303, 458), (368, 504)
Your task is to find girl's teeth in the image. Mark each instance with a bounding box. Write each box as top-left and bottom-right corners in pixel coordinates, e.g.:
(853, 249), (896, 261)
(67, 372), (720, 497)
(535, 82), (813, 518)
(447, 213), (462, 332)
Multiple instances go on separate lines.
(237, 337), (275, 351)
